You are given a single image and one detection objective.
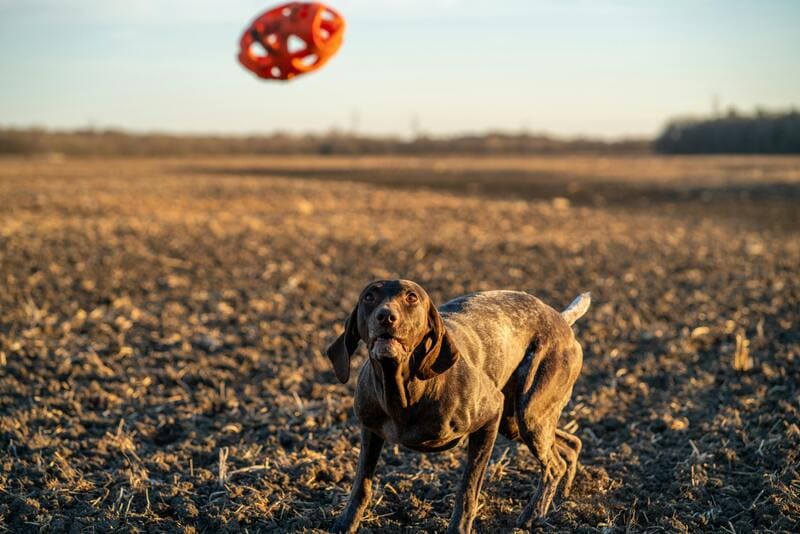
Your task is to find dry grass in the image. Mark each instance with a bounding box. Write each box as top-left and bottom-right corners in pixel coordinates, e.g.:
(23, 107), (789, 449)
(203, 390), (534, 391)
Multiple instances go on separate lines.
(733, 332), (754, 372)
(0, 155), (798, 532)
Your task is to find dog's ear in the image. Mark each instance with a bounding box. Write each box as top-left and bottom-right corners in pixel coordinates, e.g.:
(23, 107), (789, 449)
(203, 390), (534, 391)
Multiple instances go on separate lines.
(326, 304), (361, 383)
(414, 301), (460, 380)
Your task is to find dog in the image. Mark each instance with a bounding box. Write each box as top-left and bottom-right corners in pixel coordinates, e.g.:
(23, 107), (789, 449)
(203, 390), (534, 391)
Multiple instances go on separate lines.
(326, 279), (590, 533)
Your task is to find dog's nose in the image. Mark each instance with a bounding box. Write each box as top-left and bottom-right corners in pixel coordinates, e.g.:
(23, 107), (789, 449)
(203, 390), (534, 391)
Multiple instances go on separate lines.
(376, 307), (397, 325)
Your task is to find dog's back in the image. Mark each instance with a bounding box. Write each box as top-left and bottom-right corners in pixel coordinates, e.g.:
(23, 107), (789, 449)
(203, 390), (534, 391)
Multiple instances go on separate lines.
(439, 290), (586, 389)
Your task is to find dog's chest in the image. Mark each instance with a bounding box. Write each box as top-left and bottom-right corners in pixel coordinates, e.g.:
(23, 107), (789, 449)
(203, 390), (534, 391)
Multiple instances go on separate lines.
(400, 418), (466, 452)
(359, 401), (467, 452)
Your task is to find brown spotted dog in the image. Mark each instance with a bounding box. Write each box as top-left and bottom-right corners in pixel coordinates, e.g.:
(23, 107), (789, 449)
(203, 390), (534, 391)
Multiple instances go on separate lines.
(327, 280), (590, 533)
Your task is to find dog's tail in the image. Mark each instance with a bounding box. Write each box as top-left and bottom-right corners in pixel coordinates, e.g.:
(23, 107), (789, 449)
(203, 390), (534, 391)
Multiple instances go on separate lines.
(561, 292), (591, 326)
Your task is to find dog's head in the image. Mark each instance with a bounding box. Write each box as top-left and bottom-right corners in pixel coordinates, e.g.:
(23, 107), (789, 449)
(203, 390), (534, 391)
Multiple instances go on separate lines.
(325, 279), (459, 383)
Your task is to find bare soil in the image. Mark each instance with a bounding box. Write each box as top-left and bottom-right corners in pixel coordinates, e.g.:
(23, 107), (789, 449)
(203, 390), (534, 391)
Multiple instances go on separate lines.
(1, 155), (798, 532)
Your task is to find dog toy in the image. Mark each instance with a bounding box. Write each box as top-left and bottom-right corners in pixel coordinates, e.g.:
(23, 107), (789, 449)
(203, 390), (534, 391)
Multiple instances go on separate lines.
(238, 2), (345, 80)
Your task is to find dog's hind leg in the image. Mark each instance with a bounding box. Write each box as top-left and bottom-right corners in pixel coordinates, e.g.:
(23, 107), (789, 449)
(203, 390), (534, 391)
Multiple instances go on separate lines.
(515, 418), (567, 528)
(555, 428), (582, 497)
(525, 444), (567, 525)
(513, 343), (580, 529)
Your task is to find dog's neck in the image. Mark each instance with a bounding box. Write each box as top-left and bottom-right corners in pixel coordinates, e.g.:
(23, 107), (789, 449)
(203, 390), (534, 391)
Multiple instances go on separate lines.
(368, 354), (430, 419)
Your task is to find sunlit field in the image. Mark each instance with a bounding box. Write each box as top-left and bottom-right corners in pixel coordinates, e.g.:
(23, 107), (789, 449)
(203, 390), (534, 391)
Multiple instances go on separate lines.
(1, 155), (798, 531)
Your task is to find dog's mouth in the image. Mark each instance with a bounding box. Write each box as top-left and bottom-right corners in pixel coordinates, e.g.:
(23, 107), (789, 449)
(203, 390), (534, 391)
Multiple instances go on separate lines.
(370, 333), (408, 357)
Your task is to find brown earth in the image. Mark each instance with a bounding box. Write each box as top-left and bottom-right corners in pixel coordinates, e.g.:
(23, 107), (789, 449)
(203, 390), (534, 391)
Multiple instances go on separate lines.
(0, 155), (798, 532)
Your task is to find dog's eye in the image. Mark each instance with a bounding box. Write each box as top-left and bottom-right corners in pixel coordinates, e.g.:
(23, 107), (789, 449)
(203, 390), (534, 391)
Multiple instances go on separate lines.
(363, 292), (375, 303)
(406, 292), (419, 304)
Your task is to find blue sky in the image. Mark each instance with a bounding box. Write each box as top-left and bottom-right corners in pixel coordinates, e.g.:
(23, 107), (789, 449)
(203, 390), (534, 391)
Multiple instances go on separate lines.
(1, 0), (798, 137)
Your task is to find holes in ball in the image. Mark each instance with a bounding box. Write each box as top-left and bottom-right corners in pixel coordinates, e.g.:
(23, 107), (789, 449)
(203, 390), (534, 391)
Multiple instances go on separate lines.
(287, 34), (307, 53)
(299, 54), (318, 67)
(321, 9), (335, 21)
(319, 28), (330, 40)
(282, 7), (292, 17)
(270, 66), (282, 77)
(249, 41), (269, 58)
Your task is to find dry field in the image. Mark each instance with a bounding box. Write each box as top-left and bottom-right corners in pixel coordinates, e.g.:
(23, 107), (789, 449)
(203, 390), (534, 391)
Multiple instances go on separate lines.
(1, 155), (798, 532)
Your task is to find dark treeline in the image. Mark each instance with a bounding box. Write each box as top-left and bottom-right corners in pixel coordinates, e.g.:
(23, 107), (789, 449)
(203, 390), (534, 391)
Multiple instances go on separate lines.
(5, 110), (798, 156)
(655, 110), (800, 154)
(0, 128), (649, 157)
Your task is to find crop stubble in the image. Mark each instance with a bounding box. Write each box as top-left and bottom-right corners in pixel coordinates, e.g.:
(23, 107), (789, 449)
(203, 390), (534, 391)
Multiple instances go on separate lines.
(0, 155), (798, 532)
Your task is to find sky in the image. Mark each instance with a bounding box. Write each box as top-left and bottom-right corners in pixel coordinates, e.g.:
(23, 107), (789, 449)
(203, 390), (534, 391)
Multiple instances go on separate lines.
(1, 0), (798, 138)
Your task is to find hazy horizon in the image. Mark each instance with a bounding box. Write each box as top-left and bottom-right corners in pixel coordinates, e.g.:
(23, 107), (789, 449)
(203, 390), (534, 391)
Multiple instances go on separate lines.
(2, 0), (798, 138)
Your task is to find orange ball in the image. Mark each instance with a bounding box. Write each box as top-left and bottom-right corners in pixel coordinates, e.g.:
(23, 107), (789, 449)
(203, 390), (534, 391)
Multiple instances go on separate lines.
(238, 2), (345, 80)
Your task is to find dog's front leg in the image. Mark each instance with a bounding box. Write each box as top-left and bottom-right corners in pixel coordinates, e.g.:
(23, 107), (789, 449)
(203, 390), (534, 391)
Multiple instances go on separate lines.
(331, 427), (384, 533)
(446, 412), (501, 534)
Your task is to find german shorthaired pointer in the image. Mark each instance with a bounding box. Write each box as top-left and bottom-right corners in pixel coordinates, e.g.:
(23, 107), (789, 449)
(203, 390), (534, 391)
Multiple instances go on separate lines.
(326, 279), (590, 533)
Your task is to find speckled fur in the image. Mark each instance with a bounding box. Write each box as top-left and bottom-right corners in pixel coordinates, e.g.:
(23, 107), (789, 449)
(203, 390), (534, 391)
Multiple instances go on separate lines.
(326, 280), (590, 533)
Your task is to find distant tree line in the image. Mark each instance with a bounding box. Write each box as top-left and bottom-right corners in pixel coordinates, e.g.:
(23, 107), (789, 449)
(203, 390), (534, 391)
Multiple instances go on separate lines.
(5, 110), (797, 156)
(655, 110), (800, 154)
(0, 128), (649, 157)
